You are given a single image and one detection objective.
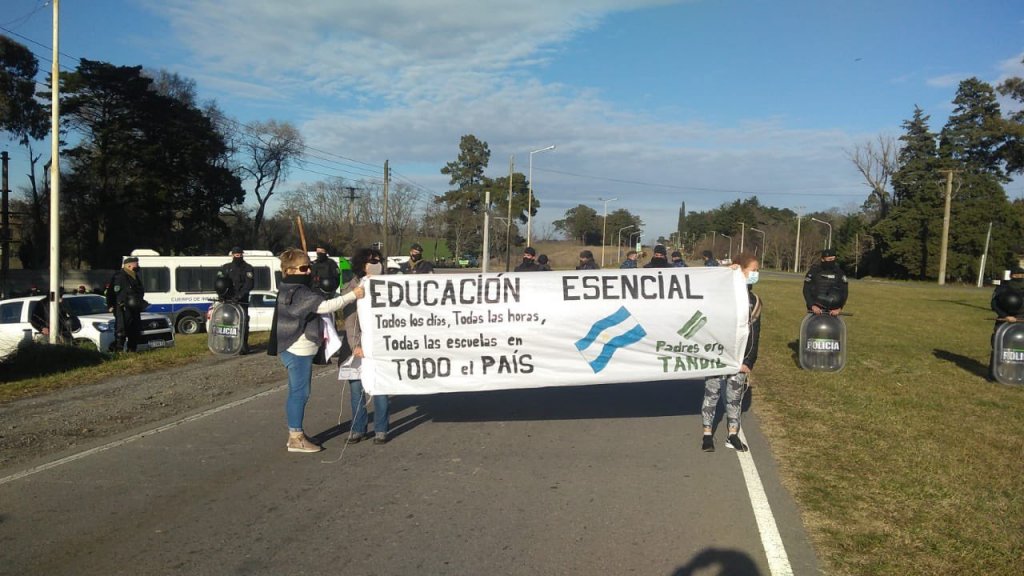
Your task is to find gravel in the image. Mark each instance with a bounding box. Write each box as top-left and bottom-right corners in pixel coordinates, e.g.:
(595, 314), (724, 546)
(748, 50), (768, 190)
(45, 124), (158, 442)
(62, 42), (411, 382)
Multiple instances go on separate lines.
(0, 350), (285, 472)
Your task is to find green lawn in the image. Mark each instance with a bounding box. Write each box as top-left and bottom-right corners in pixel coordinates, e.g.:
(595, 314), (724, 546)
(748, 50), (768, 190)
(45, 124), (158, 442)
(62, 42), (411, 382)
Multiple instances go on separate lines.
(752, 274), (1024, 575)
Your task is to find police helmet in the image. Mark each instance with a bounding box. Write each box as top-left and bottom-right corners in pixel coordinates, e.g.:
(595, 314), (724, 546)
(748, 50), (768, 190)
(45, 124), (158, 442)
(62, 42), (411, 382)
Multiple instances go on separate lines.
(214, 276), (234, 298)
(319, 276), (340, 294)
(998, 291), (1024, 315)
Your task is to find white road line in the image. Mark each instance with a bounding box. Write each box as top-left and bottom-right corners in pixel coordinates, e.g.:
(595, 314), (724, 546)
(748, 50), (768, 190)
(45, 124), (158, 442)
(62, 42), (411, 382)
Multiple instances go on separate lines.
(736, 429), (794, 576)
(0, 384), (286, 486)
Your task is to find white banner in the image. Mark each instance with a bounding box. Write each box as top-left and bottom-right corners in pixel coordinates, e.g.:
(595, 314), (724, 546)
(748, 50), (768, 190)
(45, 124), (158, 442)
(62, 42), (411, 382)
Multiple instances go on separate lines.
(357, 267), (750, 395)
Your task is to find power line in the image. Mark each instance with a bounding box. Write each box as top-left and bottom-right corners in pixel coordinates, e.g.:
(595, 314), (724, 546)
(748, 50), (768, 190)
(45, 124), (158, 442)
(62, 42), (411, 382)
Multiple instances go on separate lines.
(534, 167), (865, 198)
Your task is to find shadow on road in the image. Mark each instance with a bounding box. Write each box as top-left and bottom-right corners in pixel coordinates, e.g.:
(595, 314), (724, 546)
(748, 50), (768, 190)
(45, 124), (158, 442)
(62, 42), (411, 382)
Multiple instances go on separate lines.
(670, 547), (762, 575)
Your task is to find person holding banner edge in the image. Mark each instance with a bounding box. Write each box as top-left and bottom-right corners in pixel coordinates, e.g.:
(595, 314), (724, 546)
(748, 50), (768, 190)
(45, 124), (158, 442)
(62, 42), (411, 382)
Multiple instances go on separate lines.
(340, 247), (391, 445)
(701, 252), (762, 452)
(268, 248), (365, 453)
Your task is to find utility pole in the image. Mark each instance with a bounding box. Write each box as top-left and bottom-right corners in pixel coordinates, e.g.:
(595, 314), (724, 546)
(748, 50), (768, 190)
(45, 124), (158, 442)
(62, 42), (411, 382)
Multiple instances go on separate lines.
(48, 0), (61, 343)
(978, 221), (992, 288)
(739, 221), (745, 253)
(937, 169), (956, 286)
(506, 155), (513, 272)
(793, 211), (803, 273)
(1, 151), (9, 299)
(382, 160), (389, 258)
(342, 186), (359, 234)
(481, 190), (490, 273)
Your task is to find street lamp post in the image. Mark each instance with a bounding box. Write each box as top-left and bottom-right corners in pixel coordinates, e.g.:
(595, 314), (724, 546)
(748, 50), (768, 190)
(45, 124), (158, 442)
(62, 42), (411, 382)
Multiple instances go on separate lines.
(599, 197), (617, 267)
(750, 227), (766, 267)
(810, 217), (832, 249)
(617, 225), (635, 262)
(527, 145), (556, 247)
(629, 231), (641, 253)
(720, 233), (733, 260)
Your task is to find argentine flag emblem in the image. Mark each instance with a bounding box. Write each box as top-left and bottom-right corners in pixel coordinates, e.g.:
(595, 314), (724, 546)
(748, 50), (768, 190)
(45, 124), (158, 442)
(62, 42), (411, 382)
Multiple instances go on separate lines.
(575, 306), (648, 373)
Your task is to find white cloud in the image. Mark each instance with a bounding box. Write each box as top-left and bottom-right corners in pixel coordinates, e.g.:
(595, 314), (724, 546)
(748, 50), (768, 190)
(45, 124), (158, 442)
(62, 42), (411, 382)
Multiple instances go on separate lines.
(925, 72), (969, 88)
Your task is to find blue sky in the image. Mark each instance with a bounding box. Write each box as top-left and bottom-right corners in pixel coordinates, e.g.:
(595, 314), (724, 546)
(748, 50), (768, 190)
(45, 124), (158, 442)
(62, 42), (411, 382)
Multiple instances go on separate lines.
(2, 0), (1023, 242)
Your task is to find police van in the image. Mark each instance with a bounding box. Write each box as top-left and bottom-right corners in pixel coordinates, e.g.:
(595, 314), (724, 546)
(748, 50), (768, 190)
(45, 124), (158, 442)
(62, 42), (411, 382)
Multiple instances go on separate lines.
(126, 249), (283, 334)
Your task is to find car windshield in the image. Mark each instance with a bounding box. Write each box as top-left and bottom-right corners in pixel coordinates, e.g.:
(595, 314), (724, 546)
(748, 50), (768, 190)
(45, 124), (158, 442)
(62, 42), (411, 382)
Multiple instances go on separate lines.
(63, 295), (109, 316)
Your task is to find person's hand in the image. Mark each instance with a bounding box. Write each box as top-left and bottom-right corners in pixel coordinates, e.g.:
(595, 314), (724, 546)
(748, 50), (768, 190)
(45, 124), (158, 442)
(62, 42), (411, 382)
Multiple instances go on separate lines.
(1007, 316), (1018, 323)
(108, 307), (114, 313)
(811, 305), (823, 315)
(739, 364), (751, 374)
(353, 285), (365, 299)
(353, 346), (364, 359)
(830, 308), (842, 317)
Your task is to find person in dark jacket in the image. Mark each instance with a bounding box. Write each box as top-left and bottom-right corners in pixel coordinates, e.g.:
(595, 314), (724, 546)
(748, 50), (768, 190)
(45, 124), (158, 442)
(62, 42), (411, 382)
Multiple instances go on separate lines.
(399, 243), (434, 274)
(576, 249), (599, 270)
(514, 246), (541, 272)
(620, 250), (639, 269)
(990, 266), (1024, 379)
(671, 250), (688, 267)
(701, 252), (761, 453)
(803, 248), (848, 316)
(644, 245), (672, 268)
(310, 244), (341, 294)
(269, 248), (364, 453)
(218, 247), (256, 353)
(340, 247), (390, 444)
(536, 254), (552, 271)
(702, 250), (719, 267)
(105, 256), (146, 352)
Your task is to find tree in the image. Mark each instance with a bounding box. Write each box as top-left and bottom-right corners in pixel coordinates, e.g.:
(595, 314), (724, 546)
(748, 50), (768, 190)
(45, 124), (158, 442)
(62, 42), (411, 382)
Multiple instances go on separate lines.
(58, 59), (244, 265)
(553, 204), (600, 244)
(239, 120), (305, 245)
(998, 58), (1024, 175)
(437, 134), (492, 256)
(848, 135), (899, 221)
(939, 78), (1007, 180)
(0, 36), (47, 144)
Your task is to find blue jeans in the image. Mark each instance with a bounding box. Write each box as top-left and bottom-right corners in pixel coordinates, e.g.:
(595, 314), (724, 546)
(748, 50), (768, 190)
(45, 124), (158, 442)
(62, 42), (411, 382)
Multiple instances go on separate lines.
(349, 379), (389, 435)
(280, 351), (314, 431)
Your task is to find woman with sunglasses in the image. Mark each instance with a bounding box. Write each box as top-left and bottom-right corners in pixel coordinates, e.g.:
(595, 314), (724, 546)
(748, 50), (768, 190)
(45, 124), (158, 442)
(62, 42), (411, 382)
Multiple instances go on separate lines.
(270, 247), (365, 453)
(339, 247), (390, 444)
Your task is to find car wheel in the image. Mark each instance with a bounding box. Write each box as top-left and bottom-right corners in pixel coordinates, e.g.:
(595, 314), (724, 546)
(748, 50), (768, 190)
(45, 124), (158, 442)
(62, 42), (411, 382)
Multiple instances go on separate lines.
(176, 315), (203, 335)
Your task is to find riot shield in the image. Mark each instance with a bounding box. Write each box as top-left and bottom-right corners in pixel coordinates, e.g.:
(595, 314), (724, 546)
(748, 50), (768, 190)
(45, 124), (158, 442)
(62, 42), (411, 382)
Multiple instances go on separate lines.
(208, 301), (247, 355)
(799, 313), (847, 372)
(991, 322), (1024, 386)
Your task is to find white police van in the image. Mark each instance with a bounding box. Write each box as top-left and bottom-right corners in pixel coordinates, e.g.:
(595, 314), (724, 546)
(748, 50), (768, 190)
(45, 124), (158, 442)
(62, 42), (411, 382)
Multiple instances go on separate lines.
(126, 249), (283, 334)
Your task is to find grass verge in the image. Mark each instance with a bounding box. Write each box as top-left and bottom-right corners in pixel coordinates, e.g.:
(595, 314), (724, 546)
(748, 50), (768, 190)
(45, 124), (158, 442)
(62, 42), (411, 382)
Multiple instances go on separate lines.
(752, 274), (1024, 575)
(0, 332), (268, 403)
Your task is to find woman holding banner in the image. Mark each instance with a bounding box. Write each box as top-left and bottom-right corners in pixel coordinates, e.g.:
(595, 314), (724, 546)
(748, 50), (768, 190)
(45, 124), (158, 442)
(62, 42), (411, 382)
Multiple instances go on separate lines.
(701, 252), (761, 453)
(340, 247), (391, 445)
(269, 248), (365, 453)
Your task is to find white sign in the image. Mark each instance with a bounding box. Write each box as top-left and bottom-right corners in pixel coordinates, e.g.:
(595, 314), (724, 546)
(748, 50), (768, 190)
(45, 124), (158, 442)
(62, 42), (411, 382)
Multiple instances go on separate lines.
(357, 268), (750, 395)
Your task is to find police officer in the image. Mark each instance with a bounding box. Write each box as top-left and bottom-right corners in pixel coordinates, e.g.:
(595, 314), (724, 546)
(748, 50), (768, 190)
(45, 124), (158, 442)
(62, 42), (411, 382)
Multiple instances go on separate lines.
(514, 246), (541, 272)
(218, 247), (255, 353)
(671, 250), (688, 267)
(105, 256), (146, 352)
(645, 245), (672, 268)
(310, 244), (342, 294)
(803, 248), (848, 316)
(990, 266), (1024, 378)
(399, 243), (434, 274)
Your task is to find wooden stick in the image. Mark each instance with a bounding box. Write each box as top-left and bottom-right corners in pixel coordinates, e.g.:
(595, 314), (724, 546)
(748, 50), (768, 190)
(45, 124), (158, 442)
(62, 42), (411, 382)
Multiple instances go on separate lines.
(296, 216), (308, 252)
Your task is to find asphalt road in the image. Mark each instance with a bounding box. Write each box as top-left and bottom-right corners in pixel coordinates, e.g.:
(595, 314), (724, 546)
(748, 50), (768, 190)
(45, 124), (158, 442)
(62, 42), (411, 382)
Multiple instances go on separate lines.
(0, 367), (820, 575)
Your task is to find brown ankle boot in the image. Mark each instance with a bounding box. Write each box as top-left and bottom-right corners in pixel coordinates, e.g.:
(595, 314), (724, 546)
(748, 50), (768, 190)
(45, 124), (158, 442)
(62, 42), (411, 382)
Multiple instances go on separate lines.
(287, 431), (321, 453)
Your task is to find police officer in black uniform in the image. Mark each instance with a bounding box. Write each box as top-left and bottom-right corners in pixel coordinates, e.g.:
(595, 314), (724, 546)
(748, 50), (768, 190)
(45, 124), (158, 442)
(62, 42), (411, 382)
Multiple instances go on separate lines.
(644, 245), (672, 268)
(399, 243), (434, 274)
(218, 247), (255, 353)
(311, 244), (342, 295)
(803, 248), (848, 315)
(105, 256), (146, 352)
(514, 247), (541, 272)
(990, 266), (1024, 377)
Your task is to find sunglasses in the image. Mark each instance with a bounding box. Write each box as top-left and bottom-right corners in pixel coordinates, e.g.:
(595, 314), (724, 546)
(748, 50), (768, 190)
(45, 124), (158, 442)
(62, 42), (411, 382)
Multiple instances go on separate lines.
(290, 264), (311, 272)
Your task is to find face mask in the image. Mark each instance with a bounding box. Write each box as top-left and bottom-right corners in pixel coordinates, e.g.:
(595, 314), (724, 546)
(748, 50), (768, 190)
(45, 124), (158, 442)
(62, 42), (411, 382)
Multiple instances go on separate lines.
(410, 253), (421, 262)
(316, 253), (327, 261)
(365, 262), (384, 276)
(746, 271), (759, 285)
(523, 257), (534, 265)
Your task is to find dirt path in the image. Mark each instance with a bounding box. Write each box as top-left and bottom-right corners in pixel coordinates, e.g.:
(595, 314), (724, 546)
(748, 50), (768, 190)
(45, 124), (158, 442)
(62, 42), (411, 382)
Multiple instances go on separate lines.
(0, 350), (285, 472)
